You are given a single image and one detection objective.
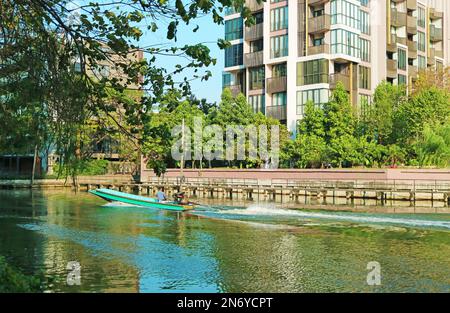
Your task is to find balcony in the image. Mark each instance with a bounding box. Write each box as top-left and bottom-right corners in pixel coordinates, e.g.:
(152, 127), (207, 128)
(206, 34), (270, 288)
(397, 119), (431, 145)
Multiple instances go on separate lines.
(391, 8), (407, 27)
(406, 15), (417, 35)
(406, 0), (417, 11)
(407, 40), (417, 59)
(428, 48), (436, 60)
(387, 34), (398, 52)
(224, 84), (244, 97)
(430, 8), (443, 20)
(329, 73), (350, 91)
(308, 14), (331, 34)
(266, 76), (287, 94)
(430, 25), (443, 42)
(245, 0), (264, 12)
(408, 65), (418, 79)
(307, 44), (330, 55)
(387, 59), (398, 79)
(308, 0), (329, 5)
(245, 23), (263, 41)
(266, 105), (287, 121)
(435, 50), (444, 59)
(396, 35), (407, 46)
(244, 51), (264, 67)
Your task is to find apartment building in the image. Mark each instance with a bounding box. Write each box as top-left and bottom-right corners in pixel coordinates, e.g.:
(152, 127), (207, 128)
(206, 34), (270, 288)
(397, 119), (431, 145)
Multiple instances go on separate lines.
(222, 0), (450, 133)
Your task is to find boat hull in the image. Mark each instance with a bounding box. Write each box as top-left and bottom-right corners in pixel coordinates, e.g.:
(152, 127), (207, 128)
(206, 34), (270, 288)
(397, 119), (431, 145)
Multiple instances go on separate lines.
(89, 189), (194, 211)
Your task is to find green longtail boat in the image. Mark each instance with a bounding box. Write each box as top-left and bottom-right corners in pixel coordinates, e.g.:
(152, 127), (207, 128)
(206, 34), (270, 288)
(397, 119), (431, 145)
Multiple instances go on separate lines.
(89, 188), (195, 211)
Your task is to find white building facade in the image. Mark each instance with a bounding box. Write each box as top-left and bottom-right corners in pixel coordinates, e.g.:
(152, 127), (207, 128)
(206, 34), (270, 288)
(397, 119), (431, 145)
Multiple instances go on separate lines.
(223, 0), (450, 133)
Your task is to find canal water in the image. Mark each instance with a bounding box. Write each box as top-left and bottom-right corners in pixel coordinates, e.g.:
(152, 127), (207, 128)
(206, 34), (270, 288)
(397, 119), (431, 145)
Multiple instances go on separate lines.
(0, 189), (449, 292)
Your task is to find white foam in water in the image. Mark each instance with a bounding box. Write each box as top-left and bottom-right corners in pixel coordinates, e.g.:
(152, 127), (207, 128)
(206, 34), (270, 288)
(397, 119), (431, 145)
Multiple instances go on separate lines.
(216, 205), (450, 229)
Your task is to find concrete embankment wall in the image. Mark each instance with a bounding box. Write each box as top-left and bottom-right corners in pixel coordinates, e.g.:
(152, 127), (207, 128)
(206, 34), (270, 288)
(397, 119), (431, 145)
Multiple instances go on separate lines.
(0, 174), (134, 188)
(140, 168), (450, 182)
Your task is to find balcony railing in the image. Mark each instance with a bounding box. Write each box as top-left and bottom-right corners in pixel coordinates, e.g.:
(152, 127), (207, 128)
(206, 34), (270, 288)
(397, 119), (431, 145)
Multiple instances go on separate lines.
(428, 48), (436, 62)
(407, 0), (417, 11)
(244, 51), (264, 67)
(308, 14), (331, 34)
(244, 23), (263, 41)
(387, 34), (398, 52)
(245, 0), (264, 12)
(265, 105), (287, 121)
(430, 8), (443, 20)
(329, 73), (350, 91)
(407, 40), (417, 59)
(308, 0), (329, 6)
(307, 44), (330, 55)
(406, 15), (417, 34)
(387, 59), (398, 78)
(430, 25), (443, 42)
(224, 84), (244, 97)
(396, 35), (407, 46)
(408, 65), (418, 78)
(391, 8), (407, 27)
(266, 76), (287, 94)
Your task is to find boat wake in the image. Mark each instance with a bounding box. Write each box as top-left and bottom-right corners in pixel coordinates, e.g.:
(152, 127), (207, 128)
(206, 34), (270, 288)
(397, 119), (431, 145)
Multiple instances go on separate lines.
(102, 201), (142, 208)
(212, 205), (450, 230)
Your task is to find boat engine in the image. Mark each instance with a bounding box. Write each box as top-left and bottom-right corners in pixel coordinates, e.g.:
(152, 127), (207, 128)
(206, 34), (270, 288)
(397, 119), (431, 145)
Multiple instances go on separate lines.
(173, 192), (186, 204)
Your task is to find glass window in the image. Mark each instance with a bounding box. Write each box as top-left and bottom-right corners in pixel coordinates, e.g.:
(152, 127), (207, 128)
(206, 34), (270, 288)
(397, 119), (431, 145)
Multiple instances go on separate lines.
(270, 35), (288, 58)
(398, 74), (407, 85)
(359, 38), (370, 62)
(225, 18), (243, 41)
(270, 6), (288, 31)
(331, 29), (360, 58)
(331, 0), (360, 30)
(360, 10), (370, 34)
(360, 0), (369, 7)
(252, 11), (264, 24)
(418, 55), (426, 69)
(249, 66), (265, 90)
(248, 94), (265, 114)
(296, 89), (329, 115)
(418, 7), (426, 28)
(297, 59), (329, 86)
(250, 39), (263, 53)
(273, 63), (287, 77)
(417, 31), (426, 52)
(222, 72), (232, 87)
(359, 66), (370, 90)
(398, 48), (407, 70)
(273, 92), (287, 106)
(225, 43), (243, 67)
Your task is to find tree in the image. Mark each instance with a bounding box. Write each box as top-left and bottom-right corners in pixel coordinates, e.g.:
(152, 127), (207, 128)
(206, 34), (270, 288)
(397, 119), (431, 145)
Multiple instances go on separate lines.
(1, 0), (254, 177)
(414, 122), (450, 168)
(323, 82), (358, 167)
(365, 81), (407, 145)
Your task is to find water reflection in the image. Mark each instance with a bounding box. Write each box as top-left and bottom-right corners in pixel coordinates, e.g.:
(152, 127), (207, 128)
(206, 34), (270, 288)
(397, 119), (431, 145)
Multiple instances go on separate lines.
(0, 189), (449, 292)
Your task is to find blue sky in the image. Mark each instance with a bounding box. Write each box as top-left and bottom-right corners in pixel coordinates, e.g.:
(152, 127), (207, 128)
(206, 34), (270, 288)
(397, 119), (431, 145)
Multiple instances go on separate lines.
(139, 14), (225, 104)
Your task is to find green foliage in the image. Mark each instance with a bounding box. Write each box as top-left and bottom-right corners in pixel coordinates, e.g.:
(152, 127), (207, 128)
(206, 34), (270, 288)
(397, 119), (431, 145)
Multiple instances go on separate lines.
(55, 159), (109, 176)
(414, 122), (450, 167)
(1, 0), (253, 177)
(0, 256), (46, 293)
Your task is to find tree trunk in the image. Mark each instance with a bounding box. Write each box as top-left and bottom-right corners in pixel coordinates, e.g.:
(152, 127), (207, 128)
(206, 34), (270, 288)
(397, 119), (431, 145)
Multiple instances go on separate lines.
(31, 144), (38, 186)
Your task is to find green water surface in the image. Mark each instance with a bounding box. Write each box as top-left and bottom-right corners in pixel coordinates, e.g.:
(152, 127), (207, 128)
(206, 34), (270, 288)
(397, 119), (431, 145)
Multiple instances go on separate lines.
(0, 189), (449, 292)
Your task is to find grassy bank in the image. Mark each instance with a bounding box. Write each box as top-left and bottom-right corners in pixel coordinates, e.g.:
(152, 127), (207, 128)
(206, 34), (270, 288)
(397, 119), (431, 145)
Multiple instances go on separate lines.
(0, 256), (46, 292)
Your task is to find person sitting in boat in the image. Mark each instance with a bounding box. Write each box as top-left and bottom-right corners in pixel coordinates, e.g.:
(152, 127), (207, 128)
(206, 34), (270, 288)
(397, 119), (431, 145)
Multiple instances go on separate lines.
(173, 192), (188, 205)
(156, 188), (167, 202)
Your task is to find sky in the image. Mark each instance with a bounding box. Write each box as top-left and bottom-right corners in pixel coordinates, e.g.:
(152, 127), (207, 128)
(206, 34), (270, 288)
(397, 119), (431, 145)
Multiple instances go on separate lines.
(67, 1), (225, 104)
(138, 14), (225, 104)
